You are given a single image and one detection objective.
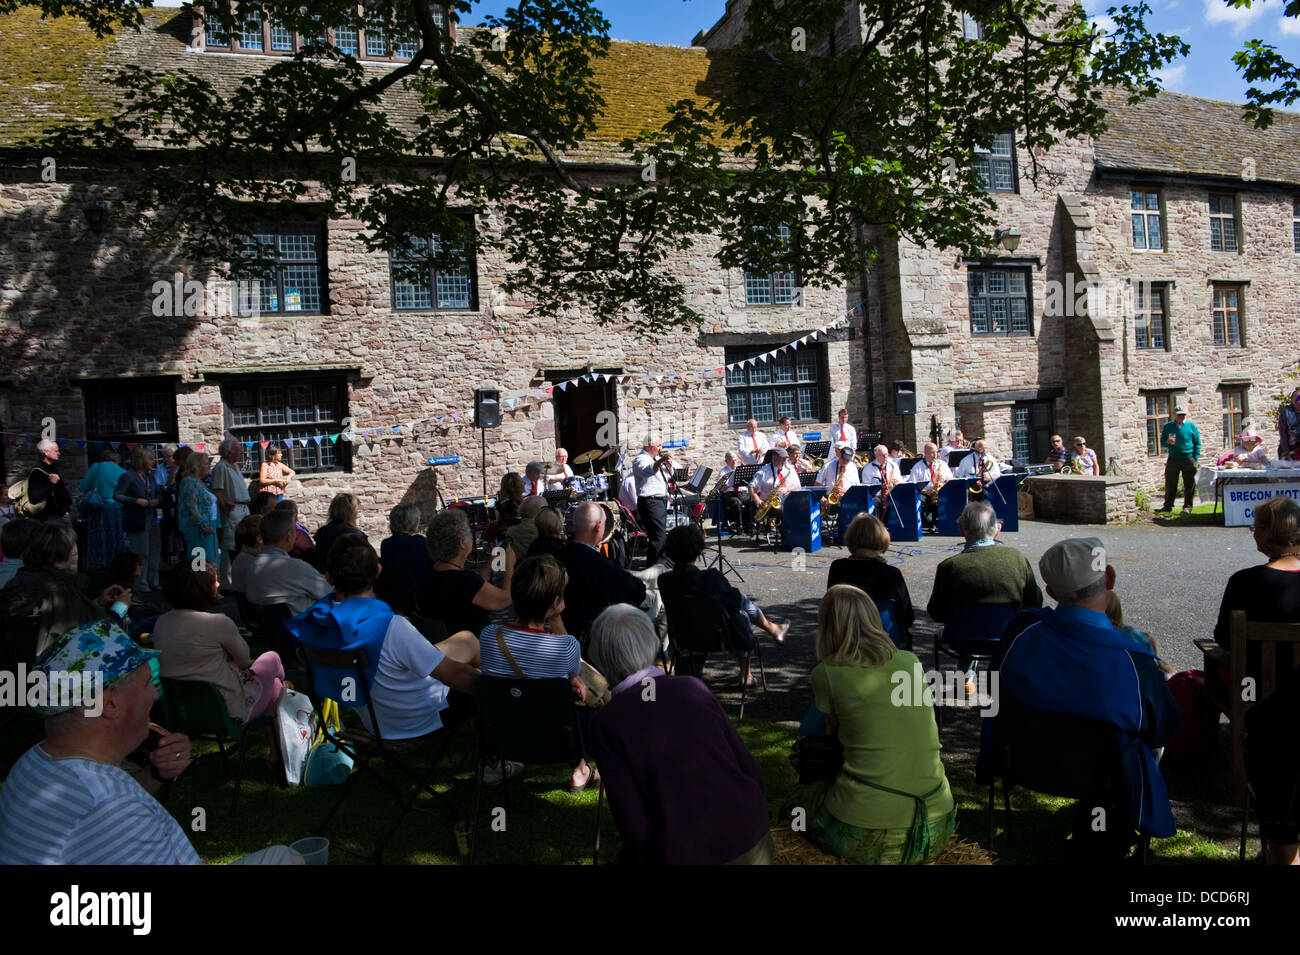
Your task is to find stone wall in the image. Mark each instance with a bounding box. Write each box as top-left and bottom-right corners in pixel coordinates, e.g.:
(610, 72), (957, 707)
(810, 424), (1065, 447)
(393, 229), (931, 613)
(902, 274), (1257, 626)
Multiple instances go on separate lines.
(1023, 474), (1138, 524)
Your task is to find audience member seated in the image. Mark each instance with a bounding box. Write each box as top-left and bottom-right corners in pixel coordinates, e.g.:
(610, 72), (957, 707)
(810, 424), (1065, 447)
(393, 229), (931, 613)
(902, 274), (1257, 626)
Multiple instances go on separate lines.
(990, 537), (1181, 859)
(559, 502), (647, 642)
(273, 499), (318, 566)
(587, 604), (773, 864)
(288, 538), (481, 741)
(0, 517), (38, 589)
(1218, 428), (1269, 468)
(229, 514), (263, 595)
(419, 508), (514, 638)
(0, 523), (129, 666)
(927, 502), (1042, 648)
(784, 585), (954, 864)
(479, 554), (595, 791)
(1045, 434), (1070, 472)
(1213, 496), (1300, 692)
(504, 495), (547, 563)
(1105, 592), (1172, 674)
(657, 523), (785, 685)
(1069, 436), (1100, 475)
(313, 492), (366, 572)
(495, 473), (525, 530)
(0, 620), (301, 864)
(527, 506), (568, 561)
(826, 514), (914, 646)
(378, 504), (431, 593)
(1243, 665), (1300, 865)
(246, 508), (333, 615)
(153, 564), (286, 729)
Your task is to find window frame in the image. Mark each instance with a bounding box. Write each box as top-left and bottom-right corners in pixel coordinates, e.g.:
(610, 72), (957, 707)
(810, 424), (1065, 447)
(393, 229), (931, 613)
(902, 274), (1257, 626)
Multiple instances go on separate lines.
(961, 13), (984, 40)
(974, 131), (1017, 193)
(1221, 387), (1247, 447)
(1133, 281), (1169, 351)
(238, 220), (329, 316)
(1130, 188), (1164, 252)
(967, 264), (1034, 336)
(198, 3), (449, 58)
(1209, 192), (1240, 253)
(723, 343), (827, 427)
(222, 373), (352, 477)
(1144, 392), (1175, 457)
(82, 379), (179, 461)
(1293, 199), (1299, 254)
(1211, 283), (1244, 347)
(743, 224), (801, 307)
(389, 214), (479, 311)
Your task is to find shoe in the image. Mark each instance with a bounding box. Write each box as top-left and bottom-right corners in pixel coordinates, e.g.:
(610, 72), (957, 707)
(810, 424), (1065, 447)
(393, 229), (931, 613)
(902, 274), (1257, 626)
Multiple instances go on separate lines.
(1154, 507), (1172, 513)
(481, 759), (524, 785)
(567, 764), (600, 793)
(771, 622), (789, 645)
(1181, 506), (1192, 514)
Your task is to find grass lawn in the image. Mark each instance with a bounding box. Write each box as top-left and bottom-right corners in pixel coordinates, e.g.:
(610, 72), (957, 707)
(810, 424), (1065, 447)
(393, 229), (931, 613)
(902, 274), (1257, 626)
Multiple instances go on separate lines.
(168, 716), (1236, 865)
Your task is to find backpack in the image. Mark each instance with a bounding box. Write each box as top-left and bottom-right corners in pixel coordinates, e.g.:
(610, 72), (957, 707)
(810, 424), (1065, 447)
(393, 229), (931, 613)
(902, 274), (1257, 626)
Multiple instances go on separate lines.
(7, 475), (46, 518)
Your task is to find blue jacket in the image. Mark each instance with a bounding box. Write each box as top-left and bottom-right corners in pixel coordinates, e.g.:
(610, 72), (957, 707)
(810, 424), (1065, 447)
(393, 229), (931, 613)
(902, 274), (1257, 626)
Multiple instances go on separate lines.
(991, 605), (1181, 837)
(285, 596), (394, 707)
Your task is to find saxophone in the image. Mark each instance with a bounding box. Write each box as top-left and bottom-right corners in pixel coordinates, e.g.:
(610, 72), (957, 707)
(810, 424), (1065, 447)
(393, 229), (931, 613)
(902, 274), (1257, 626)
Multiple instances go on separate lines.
(969, 456), (988, 500)
(755, 471), (787, 521)
(827, 461), (848, 505)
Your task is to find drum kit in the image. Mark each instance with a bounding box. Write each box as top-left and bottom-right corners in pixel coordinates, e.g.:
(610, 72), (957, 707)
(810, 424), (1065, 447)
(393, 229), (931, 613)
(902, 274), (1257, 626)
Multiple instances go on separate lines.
(552, 447), (633, 564)
(555, 447), (617, 503)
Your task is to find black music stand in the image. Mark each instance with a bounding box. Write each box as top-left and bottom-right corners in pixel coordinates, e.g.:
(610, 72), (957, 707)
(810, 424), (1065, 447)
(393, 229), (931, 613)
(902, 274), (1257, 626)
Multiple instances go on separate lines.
(899, 457), (922, 478)
(803, 440), (831, 460)
(858, 431), (883, 455)
(947, 448), (974, 472)
(705, 464), (756, 581)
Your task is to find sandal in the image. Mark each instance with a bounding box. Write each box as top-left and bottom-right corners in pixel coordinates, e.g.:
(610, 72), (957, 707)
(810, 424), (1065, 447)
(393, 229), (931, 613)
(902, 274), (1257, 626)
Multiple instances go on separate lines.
(568, 764), (599, 793)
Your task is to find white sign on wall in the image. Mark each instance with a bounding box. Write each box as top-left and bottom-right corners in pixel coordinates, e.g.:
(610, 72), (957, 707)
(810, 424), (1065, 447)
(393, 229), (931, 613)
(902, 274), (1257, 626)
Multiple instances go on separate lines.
(1223, 482), (1300, 527)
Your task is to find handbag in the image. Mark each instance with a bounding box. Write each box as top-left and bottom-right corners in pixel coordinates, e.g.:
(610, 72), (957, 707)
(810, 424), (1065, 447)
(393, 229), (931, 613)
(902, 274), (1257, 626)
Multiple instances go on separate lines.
(791, 734), (844, 784)
(276, 688), (315, 786)
(304, 698), (355, 787)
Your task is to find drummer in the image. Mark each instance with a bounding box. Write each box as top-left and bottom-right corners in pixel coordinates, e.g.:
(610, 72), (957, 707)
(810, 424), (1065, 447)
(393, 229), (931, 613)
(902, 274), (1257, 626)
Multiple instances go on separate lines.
(523, 461), (546, 497)
(546, 447), (575, 488)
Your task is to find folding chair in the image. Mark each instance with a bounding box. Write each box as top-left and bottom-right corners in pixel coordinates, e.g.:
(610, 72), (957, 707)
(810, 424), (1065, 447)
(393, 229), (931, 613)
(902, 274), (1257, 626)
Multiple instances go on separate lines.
(255, 602), (299, 664)
(663, 593), (764, 718)
(983, 691), (1150, 863)
(932, 602), (1017, 729)
(160, 677), (267, 814)
(470, 676), (605, 865)
(233, 592), (263, 639)
(297, 643), (467, 863)
(874, 598), (907, 650)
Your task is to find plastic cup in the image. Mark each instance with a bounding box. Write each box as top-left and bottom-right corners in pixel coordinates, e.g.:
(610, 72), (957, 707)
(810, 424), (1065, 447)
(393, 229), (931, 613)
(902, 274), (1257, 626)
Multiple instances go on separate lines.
(454, 820), (471, 858)
(290, 836), (330, 865)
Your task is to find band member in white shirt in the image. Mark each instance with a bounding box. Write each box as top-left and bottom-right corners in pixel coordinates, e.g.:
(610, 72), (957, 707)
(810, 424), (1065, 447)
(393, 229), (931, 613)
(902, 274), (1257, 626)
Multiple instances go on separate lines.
(955, 439), (1002, 482)
(618, 472), (638, 513)
(937, 430), (967, 463)
(909, 442), (954, 531)
(773, 416), (798, 450)
(816, 442), (860, 492)
(523, 461), (547, 497)
(546, 447), (575, 488)
(747, 447), (796, 530)
(829, 409), (856, 451)
(632, 433), (673, 566)
(860, 445), (902, 488)
(737, 418), (771, 465)
(787, 442), (814, 474)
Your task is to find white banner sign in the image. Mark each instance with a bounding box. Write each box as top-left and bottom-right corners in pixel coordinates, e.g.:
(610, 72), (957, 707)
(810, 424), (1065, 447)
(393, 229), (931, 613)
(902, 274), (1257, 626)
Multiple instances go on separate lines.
(1223, 481), (1300, 526)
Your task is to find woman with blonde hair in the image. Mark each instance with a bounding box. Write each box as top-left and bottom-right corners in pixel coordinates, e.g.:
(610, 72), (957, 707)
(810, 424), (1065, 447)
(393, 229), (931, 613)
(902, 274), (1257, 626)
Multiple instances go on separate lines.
(177, 451), (220, 571)
(786, 584), (954, 865)
(313, 491), (365, 571)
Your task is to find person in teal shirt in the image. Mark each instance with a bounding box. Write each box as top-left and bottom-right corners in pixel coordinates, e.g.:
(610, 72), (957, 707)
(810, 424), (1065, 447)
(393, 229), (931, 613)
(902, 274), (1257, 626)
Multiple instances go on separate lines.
(79, 449), (128, 571)
(1156, 405), (1201, 513)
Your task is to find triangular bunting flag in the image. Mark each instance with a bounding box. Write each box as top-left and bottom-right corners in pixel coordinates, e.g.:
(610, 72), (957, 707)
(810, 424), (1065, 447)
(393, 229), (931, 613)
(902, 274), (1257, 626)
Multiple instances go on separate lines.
(298, 438), (308, 447)
(557, 382), (568, 392)
(108, 441), (119, 451)
(505, 398), (516, 409)
(329, 433), (340, 443)
(283, 439), (294, 448)
(452, 413), (461, 421)
(313, 435), (323, 445)
(259, 440), (269, 450)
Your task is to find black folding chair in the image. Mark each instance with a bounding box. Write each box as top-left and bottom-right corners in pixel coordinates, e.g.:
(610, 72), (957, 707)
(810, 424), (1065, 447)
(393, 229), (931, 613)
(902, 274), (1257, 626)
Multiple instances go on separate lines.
(470, 676), (604, 864)
(160, 677), (268, 814)
(663, 592), (764, 718)
(299, 644), (467, 863)
(255, 602), (299, 663)
(233, 592), (263, 639)
(983, 692), (1150, 863)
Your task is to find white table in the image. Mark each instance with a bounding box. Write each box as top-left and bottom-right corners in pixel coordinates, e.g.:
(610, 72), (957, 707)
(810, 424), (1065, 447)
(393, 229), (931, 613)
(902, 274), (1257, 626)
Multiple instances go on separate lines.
(1196, 466), (1300, 525)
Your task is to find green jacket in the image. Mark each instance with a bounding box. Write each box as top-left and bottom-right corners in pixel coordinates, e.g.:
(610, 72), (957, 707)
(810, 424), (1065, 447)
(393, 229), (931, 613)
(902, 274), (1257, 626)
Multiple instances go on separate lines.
(927, 544), (1043, 623)
(1160, 419), (1201, 460)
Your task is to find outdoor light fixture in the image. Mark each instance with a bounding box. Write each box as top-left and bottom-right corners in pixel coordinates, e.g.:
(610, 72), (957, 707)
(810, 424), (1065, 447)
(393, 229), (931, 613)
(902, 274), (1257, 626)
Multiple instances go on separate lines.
(83, 199), (109, 235)
(993, 227), (1021, 252)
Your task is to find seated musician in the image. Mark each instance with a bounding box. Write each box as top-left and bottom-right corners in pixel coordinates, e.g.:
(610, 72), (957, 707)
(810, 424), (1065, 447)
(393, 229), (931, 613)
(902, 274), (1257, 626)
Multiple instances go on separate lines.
(887, 439), (913, 461)
(716, 450), (740, 489)
(523, 461), (547, 497)
(747, 447), (796, 530)
(547, 448), (575, 488)
(773, 416), (798, 450)
(737, 419), (771, 466)
(908, 442), (954, 532)
(787, 443), (814, 474)
(954, 439), (1002, 483)
(816, 442), (860, 493)
(860, 445), (902, 488)
(938, 430), (967, 464)
(618, 471), (638, 513)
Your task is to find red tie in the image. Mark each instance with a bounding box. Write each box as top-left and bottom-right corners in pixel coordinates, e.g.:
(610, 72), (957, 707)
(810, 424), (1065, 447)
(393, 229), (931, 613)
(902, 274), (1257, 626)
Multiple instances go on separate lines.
(931, 463), (936, 486)
(839, 426), (845, 442)
(752, 434), (758, 451)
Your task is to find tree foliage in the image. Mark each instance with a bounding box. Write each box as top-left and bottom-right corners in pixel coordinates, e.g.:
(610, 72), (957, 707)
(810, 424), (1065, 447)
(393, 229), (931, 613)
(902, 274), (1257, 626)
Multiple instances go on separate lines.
(11, 0), (1208, 334)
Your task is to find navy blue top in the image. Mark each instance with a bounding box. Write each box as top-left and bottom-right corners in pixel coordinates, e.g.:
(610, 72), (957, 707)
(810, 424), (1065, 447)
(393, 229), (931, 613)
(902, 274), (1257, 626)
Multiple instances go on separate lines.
(380, 534), (431, 586)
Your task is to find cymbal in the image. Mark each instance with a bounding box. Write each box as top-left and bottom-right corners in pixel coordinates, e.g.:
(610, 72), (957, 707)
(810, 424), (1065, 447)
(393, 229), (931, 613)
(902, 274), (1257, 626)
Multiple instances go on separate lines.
(571, 448), (605, 465)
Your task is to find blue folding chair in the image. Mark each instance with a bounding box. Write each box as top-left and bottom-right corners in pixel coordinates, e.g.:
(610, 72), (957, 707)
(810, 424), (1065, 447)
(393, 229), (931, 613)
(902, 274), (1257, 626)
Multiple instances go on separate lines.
(933, 602), (1018, 730)
(874, 598), (908, 650)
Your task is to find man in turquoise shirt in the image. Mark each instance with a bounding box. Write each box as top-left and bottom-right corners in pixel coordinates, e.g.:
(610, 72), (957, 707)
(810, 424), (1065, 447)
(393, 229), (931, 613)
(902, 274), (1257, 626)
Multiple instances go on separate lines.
(1156, 404), (1201, 513)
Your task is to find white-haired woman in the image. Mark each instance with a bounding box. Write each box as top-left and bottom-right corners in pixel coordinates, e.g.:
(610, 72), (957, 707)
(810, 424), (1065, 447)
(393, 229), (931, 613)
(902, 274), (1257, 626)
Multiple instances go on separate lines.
(418, 508), (514, 637)
(784, 585), (953, 865)
(26, 438), (72, 522)
(587, 604), (773, 864)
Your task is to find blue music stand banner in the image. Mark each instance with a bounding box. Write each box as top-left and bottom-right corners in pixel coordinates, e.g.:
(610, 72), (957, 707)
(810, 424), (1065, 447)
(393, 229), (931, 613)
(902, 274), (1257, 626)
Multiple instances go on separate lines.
(937, 479), (970, 536)
(838, 484), (872, 541)
(782, 490), (822, 553)
(882, 483), (921, 542)
(988, 474), (1022, 533)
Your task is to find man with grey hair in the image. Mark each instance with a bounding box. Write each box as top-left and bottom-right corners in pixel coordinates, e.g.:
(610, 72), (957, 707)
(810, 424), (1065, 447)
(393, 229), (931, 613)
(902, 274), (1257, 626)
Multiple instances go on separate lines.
(559, 501), (646, 639)
(247, 507), (333, 614)
(24, 438), (71, 522)
(927, 501), (1041, 634)
(632, 433), (671, 567)
(988, 537), (1181, 859)
(211, 436), (251, 587)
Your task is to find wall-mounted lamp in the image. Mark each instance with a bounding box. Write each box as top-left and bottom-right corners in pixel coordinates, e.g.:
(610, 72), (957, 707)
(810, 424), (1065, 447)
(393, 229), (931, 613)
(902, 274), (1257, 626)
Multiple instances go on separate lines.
(993, 227), (1020, 253)
(83, 199), (109, 235)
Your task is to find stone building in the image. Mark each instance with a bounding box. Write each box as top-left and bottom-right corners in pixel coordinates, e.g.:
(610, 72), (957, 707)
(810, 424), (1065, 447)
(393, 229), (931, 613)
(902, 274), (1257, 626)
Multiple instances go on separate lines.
(2, 4), (1298, 539)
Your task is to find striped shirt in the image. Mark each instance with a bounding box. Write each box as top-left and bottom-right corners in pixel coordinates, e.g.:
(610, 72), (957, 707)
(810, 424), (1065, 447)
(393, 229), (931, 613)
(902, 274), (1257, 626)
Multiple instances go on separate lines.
(479, 623), (581, 680)
(0, 745), (201, 865)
